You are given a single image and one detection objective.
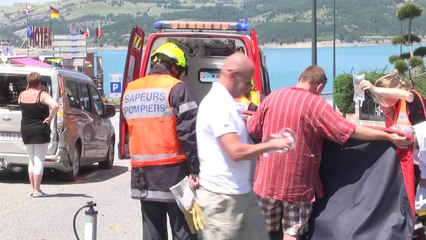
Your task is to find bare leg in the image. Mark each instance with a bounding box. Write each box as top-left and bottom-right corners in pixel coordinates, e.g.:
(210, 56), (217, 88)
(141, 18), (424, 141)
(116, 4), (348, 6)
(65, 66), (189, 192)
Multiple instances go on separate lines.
(33, 174), (43, 192)
(28, 172), (34, 194)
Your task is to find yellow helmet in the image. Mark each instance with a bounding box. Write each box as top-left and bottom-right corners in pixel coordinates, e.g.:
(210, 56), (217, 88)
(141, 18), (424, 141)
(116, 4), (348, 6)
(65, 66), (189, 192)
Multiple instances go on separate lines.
(150, 42), (187, 69)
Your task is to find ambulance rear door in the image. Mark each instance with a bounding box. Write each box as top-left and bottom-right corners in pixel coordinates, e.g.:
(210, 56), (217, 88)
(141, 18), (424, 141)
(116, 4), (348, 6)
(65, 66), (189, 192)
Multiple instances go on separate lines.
(250, 29), (271, 97)
(118, 25), (145, 159)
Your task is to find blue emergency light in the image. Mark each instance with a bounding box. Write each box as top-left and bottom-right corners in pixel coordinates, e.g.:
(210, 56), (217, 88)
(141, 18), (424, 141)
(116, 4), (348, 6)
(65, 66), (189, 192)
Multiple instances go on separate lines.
(153, 20), (249, 32)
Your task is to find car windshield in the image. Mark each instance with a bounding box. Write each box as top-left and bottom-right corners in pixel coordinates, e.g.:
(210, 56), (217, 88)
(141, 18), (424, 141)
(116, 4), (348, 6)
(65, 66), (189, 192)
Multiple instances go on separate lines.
(0, 74), (51, 108)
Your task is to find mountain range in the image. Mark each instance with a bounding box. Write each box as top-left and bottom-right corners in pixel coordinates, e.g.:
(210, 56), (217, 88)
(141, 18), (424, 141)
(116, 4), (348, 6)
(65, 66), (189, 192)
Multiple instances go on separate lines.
(1, 0), (426, 48)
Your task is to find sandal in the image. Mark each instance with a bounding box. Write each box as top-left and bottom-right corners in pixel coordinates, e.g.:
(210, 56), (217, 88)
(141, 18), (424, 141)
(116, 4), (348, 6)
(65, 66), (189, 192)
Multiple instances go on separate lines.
(32, 191), (48, 198)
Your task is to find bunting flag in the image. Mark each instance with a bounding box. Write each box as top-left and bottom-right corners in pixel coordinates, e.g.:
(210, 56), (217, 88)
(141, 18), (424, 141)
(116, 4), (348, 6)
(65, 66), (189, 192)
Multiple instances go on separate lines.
(303, 136), (415, 239)
(26, 25), (33, 38)
(25, 3), (31, 15)
(79, 27), (90, 37)
(96, 27), (102, 39)
(50, 6), (60, 19)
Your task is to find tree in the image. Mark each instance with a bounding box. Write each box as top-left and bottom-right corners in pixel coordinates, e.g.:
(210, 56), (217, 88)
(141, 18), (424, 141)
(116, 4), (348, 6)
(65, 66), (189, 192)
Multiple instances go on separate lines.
(389, 2), (426, 87)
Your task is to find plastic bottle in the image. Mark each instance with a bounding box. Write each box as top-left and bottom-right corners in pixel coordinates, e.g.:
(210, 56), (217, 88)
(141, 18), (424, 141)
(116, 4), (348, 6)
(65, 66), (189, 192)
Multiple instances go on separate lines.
(353, 74), (365, 104)
(262, 128), (296, 157)
(390, 124), (414, 138)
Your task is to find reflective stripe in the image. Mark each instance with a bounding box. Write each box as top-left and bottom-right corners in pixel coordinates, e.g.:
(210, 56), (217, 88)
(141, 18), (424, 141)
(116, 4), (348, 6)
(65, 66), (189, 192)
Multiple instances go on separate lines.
(122, 88), (173, 119)
(394, 100), (411, 126)
(235, 102), (249, 111)
(235, 97), (251, 111)
(131, 189), (175, 201)
(132, 153), (182, 161)
(397, 112), (410, 125)
(178, 101), (197, 116)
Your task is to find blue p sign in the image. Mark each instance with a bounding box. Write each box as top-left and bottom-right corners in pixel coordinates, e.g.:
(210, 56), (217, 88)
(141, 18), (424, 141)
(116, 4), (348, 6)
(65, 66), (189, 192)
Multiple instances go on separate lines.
(110, 82), (122, 93)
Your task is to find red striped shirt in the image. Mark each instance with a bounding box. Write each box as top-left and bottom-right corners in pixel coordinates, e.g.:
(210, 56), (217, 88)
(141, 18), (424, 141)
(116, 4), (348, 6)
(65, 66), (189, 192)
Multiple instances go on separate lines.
(247, 87), (356, 202)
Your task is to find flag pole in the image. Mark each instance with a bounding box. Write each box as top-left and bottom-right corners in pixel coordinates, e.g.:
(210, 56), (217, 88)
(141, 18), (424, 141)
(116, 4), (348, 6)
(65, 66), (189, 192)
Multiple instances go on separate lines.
(311, 0), (317, 65)
(26, 1), (29, 56)
(49, 6), (54, 49)
(27, 13), (29, 56)
(50, 17), (53, 49)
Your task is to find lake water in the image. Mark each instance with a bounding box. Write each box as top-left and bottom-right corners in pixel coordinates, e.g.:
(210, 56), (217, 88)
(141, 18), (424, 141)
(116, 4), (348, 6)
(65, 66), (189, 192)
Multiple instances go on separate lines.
(97, 45), (406, 98)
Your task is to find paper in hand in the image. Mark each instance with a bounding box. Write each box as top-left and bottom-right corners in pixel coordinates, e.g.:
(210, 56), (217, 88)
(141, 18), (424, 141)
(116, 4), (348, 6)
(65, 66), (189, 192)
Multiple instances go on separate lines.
(169, 176), (196, 212)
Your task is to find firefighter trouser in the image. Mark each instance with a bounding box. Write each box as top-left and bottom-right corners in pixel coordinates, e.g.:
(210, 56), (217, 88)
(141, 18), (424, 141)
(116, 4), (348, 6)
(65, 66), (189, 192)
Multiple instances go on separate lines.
(141, 200), (198, 240)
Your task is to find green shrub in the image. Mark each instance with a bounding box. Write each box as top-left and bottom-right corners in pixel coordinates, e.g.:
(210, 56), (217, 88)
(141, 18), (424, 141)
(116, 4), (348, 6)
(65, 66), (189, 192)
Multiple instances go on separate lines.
(333, 74), (354, 115)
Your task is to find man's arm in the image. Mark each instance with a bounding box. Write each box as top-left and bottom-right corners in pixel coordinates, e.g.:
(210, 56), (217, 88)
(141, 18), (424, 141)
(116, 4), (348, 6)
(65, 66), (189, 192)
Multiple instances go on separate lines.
(350, 125), (412, 148)
(315, 100), (411, 149)
(218, 132), (293, 161)
(170, 82), (199, 174)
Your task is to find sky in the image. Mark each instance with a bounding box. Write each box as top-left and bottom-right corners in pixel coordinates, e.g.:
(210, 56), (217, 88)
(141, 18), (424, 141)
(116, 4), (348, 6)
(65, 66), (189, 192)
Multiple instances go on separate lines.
(0, 0), (54, 6)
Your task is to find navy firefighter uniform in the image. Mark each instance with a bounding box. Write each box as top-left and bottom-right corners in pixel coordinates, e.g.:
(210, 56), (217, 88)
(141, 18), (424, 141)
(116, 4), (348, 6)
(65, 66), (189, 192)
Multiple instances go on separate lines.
(122, 42), (199, 240)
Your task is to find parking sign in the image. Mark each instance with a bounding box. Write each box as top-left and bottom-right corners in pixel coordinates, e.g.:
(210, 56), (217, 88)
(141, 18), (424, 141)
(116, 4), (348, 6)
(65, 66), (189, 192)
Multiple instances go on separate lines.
(110, 82), (122, 93)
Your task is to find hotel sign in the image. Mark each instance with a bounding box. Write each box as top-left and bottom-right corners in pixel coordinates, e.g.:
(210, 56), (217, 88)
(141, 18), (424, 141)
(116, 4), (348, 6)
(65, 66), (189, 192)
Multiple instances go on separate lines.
(29, 27), (51, 48)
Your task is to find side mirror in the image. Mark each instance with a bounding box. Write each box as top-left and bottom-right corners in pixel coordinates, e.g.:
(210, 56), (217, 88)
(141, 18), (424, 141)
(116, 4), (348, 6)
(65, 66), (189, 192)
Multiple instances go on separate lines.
(105, 104), (116, 118)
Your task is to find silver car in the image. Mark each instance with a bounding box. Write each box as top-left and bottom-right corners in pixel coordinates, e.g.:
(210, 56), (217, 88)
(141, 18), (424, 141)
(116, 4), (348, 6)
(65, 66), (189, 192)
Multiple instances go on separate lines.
(0, 64), (116, 181)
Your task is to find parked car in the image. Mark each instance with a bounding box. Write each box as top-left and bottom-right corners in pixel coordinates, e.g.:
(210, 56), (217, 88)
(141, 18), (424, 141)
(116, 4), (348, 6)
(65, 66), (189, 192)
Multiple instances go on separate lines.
(0, 63), (116, 181)
(118, 20), (271, 158)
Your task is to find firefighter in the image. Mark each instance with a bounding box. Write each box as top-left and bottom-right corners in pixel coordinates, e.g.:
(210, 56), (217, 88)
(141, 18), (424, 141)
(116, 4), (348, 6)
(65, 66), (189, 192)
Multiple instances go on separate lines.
(121, 42), (199, 240)
(235, 79), (260, 113)
(235, 94), (258, 112)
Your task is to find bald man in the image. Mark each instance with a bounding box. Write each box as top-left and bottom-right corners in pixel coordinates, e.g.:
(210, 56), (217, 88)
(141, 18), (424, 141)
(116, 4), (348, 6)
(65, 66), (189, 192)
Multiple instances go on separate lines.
(195, 53), (292, 240)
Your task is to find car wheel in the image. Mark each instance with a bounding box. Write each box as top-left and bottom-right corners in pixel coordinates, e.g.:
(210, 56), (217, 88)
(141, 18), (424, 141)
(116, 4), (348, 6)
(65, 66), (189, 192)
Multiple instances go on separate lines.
(63, 146), (81, 181)
(99, 139), (114, 169)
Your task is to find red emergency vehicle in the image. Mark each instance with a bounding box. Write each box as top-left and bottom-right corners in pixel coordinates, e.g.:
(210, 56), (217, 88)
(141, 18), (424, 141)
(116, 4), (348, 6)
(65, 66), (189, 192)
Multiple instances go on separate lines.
(118, 20), (271, 159)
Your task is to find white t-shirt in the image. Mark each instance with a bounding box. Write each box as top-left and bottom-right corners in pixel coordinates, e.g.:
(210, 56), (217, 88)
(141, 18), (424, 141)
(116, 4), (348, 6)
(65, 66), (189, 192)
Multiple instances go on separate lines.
(196, 82), (253, 194)
(414, 121), (426, 178)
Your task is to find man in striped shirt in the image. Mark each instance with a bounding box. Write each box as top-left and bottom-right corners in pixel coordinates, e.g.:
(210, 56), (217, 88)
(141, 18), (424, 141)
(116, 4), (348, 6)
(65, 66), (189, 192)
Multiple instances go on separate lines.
(247, 65), (412, 240)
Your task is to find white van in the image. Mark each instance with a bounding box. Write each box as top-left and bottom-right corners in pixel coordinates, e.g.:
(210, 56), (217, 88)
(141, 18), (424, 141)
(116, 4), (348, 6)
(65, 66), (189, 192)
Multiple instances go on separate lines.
(0, 63), (116, 181)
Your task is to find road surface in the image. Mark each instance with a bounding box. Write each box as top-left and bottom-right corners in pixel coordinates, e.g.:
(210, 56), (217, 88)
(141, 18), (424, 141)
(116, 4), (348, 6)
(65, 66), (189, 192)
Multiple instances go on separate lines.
(0, 114), (143, 240)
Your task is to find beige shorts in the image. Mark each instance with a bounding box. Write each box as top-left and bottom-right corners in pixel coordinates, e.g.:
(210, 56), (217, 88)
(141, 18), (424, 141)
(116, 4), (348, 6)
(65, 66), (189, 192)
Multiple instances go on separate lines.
(197, 187), (269, 240)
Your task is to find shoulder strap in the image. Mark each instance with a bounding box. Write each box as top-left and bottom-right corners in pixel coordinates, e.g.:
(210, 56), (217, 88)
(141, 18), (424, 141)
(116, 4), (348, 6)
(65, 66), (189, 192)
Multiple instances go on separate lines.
(411, 89), (426, 118)
(36, 91), (43, 103)
(18, 91), (22, 104)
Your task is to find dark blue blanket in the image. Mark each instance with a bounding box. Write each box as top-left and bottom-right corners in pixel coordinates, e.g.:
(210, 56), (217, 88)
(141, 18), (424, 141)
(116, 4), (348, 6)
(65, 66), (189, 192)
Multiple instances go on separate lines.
(304, 139), (414, 240)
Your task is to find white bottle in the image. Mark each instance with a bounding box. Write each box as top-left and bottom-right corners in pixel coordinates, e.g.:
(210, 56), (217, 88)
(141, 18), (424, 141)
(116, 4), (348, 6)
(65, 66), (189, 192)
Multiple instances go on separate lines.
(263, 128), (296, 157)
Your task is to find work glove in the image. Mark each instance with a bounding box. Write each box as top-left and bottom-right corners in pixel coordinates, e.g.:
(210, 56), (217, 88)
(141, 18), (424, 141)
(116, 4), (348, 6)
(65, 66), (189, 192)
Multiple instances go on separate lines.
(182, 201), (205, 234)
(169, 177), (204, 233)
(189, 201), (205, 232)
(183, 209), (197, 234)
